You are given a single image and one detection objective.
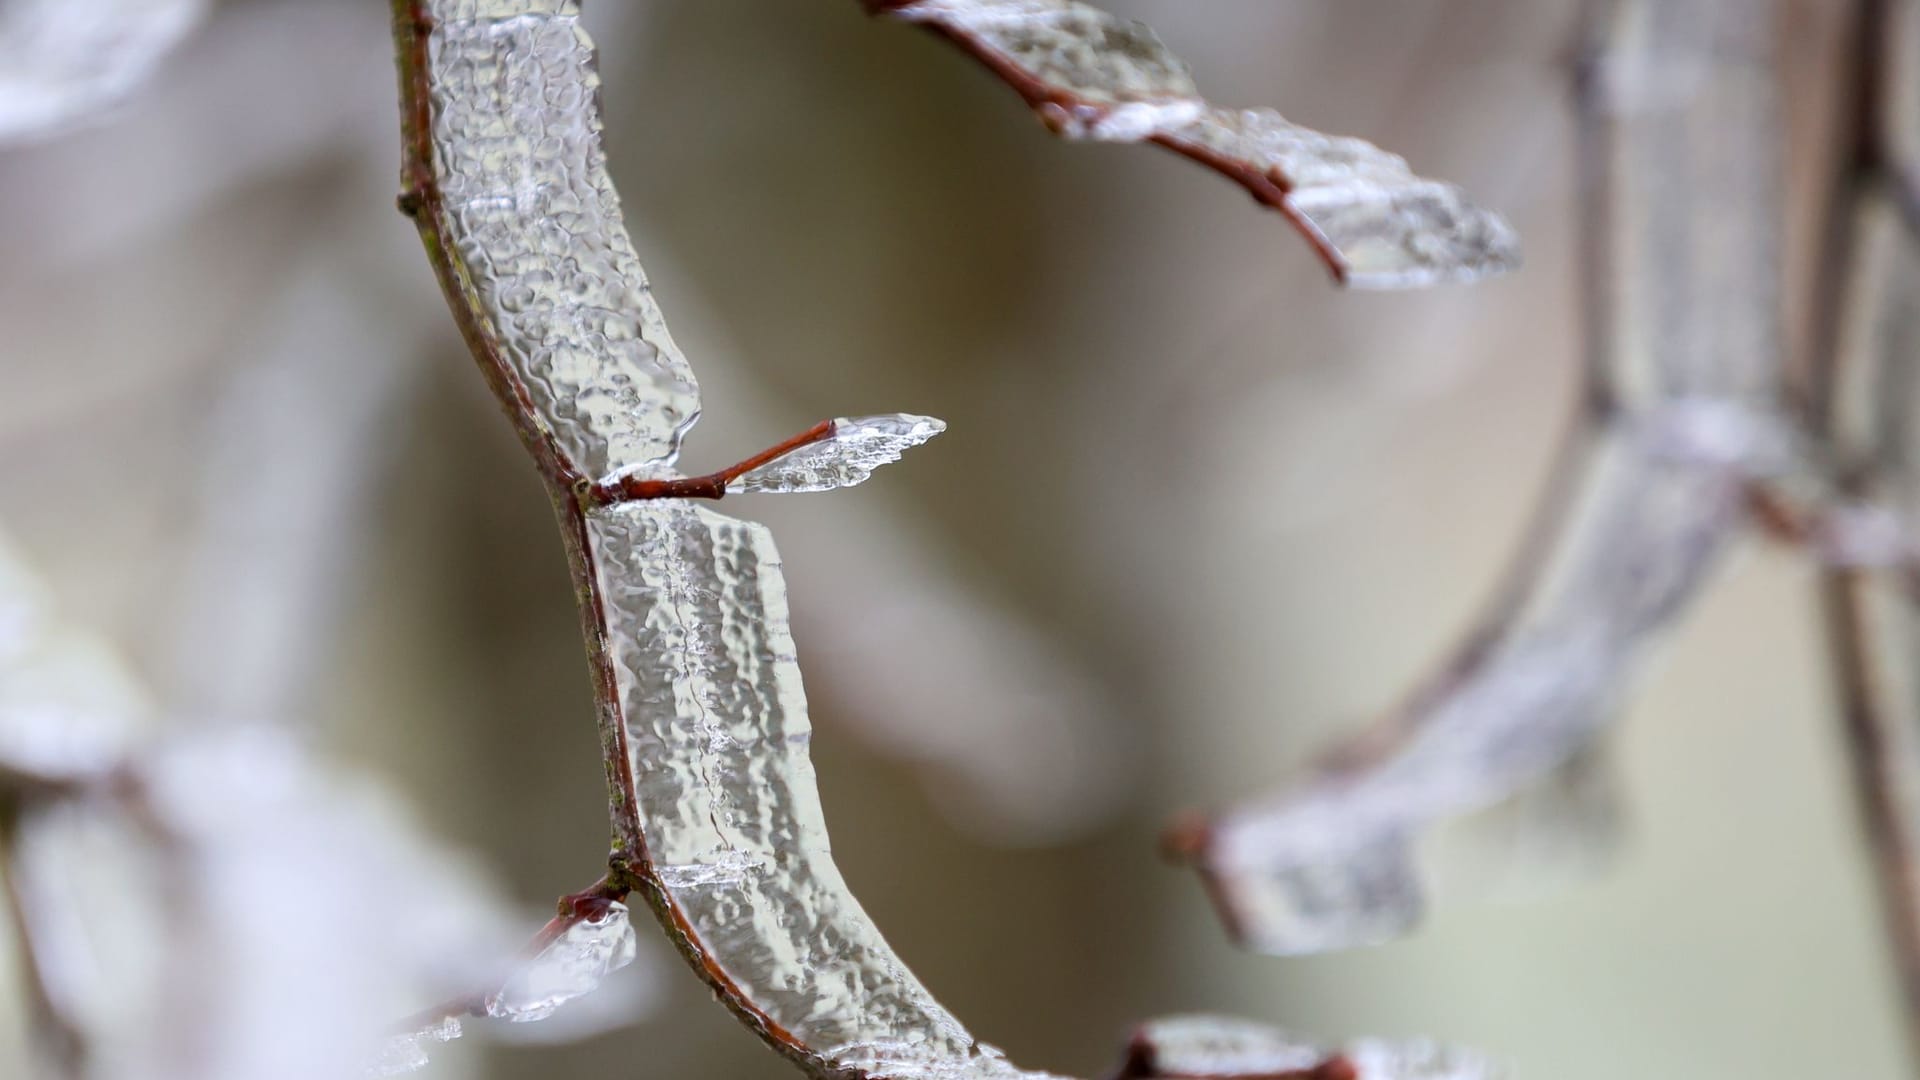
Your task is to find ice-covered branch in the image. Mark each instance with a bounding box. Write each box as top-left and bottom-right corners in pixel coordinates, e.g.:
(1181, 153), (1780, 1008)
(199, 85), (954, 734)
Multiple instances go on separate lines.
(1170, 0), (1794, 954)
(390, 1), (1495, 1076)
(862, 0), (1520, 288)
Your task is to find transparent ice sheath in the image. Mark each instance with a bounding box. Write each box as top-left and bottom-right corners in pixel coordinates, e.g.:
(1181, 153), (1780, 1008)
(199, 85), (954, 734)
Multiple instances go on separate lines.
(885, 0), (1521, 287)
(486, 901), (639, 1023)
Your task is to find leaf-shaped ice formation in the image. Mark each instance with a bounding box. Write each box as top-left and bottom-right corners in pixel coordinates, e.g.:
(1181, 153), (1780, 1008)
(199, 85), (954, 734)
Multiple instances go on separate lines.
(866, 0), (1520, 288)
(0, 0), (205, 143)
(417, 0), (701, 482)
(1178, 0), (1792, 954)
(486, 899), (638, 1023)
(729, 415), (947, 494)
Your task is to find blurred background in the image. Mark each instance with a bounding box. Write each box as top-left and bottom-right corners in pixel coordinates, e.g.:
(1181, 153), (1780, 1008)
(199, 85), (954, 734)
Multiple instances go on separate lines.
(0, 1), (1907, 1077)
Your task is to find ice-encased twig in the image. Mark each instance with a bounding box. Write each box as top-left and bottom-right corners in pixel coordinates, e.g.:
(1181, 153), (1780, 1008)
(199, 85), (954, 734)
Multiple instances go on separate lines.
(1174, 0), (1791, 954)
(393, 1), (1498, 1076)
(729, 415), (946, 494)
(863, 0), (1520, 288)
(0, 0), (206, 143)
(406, 0), (700, 484)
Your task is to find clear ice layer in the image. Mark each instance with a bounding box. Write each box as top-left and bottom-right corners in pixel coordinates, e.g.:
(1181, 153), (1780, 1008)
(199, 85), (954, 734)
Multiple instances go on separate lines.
(588, 501), (1059, 1079)
(487, 901), (638, 1023)
(885, 0), (1520, 287)
(427, 0), (701, 480)
(729, 415), (947, 494)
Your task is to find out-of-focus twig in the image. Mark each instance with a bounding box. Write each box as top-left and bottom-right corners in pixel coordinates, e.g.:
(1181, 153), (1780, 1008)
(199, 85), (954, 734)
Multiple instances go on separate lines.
(1170, 0), (1792, 955)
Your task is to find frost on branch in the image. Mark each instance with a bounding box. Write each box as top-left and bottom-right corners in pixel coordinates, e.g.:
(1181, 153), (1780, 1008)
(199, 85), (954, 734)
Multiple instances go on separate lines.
(397, 0), (1503, 1075)
(0, 0), (205, 143)
(865, 0), (1520, 288)
(1174, 0), (1793, 954)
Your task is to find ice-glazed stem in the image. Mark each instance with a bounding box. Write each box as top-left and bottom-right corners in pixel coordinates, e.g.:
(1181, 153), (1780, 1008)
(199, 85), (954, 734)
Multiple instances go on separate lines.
(1171, 0), (1792, 955)
(390, 2), (1494, 1077)
(861, 0), (1521, 288)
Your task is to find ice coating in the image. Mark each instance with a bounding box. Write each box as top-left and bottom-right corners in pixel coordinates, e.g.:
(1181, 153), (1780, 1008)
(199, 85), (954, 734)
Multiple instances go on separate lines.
(0, 0), (205, 143)
(877, 0), (1519, 287)
(425, 0), (700, 480)
(487, 900), (639, 1023)
(729, 415), (947, 494)
(1189, 0), (1787, 955)
(589, 500), (1058, 1079)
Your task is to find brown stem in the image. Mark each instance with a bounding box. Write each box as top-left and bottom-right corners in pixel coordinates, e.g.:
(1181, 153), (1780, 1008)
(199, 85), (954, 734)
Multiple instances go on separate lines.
(586, 420), (835, 506)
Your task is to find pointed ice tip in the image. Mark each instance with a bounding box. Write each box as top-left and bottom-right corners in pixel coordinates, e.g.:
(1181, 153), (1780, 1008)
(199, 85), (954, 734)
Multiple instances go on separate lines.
(728, 412), (947, 494)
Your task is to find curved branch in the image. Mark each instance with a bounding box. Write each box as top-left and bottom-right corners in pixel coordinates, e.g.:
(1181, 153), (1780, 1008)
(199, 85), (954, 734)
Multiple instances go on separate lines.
(388, 2), (1491, 1077)
(862, 0), (1520, 289)
(1170, 0), (1794, 954)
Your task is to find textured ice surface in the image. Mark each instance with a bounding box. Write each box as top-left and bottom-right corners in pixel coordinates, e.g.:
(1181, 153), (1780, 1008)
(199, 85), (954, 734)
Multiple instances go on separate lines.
(1130, 1016), (1497, 1080)
(730, 415), (947, 494)
(1198, 0), (1787, 956)
(427, 0), (700, 480)
(487, 900), (638, 1022)
(0, 0), (205, 142)
(882, 0), (1519, 287)
(589, 501), (1059, 1079)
